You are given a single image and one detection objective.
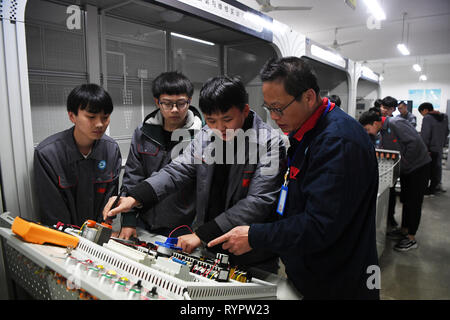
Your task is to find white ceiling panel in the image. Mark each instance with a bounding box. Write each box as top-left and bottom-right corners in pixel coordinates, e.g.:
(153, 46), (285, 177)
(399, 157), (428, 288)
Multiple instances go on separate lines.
(237, 0), (450, 64)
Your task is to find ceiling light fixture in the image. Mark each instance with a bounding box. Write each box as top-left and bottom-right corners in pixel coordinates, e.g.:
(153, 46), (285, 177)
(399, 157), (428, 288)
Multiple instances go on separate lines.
(170, 32), (215, 46)
(397, 13), (410, 55)
(397, 43), (410, 55)
(363, 0), (386, 20)
(419, 59), (428, 81)
(379, 63), (385, 81)
(412, 64), (422, 72)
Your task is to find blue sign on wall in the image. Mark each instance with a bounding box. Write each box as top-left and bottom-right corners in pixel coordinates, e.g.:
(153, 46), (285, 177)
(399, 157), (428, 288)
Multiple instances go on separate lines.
(409, 89), (441, 110)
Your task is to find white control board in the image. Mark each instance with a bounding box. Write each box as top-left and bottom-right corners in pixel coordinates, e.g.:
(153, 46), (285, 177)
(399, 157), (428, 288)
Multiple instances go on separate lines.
(0, 227), (277, 300)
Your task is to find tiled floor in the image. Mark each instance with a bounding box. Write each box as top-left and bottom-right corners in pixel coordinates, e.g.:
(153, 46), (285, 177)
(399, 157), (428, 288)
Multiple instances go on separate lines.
(379, 169), (450, 300)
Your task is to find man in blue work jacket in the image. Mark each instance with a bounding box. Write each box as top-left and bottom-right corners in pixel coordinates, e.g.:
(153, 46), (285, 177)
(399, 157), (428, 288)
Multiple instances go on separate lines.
(208, 57), (380, 300)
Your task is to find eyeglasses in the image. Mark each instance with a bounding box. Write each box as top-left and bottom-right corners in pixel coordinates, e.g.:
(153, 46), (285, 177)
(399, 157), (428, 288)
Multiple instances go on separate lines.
(158, 99), (190, 111)
(262, 95), (299, 117)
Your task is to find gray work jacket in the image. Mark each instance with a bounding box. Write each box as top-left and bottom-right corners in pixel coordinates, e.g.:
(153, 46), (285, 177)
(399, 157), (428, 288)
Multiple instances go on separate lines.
(397, 111), (417, 128)
(420, 112), (449, 153)
(130, 111), (287, 268)
(144, 111), (286, 234)
(121, 107), (203, 230)
(34, 127), (122, 226)
(381, 116), (430, 174)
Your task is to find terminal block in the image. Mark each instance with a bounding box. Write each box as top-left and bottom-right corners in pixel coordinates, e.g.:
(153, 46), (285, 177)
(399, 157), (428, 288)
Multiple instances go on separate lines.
(152, 256), (193, 282)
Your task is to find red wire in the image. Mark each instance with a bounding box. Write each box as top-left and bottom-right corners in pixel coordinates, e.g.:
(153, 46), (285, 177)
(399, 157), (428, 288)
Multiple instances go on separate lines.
(168, 225), (193, 238)
(204, 260), (218, 277)
(55, 222), (80, 229)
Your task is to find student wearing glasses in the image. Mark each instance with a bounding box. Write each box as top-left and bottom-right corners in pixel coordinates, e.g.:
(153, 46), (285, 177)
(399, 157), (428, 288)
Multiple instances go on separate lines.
(207, 57), (380, 299)
(115, 71), (203, 239)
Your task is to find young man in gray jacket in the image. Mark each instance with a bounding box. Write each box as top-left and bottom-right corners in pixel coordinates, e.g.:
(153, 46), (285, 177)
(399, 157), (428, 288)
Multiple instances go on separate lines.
(34, 84), (121, 227)
(359, 111), (431, 252)
(117, 71), (203, 239)
(419, 102), (449, 196)
(104, 76), (286, 273)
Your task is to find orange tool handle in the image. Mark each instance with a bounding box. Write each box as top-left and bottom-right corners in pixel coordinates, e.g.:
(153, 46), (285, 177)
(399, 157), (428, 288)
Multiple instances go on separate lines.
(12, 217), (79, 248)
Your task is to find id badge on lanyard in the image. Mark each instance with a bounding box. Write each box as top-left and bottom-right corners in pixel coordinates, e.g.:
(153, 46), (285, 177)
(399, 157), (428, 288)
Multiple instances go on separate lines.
(276, 99), (332, 216)
(276, 169), (290, 216)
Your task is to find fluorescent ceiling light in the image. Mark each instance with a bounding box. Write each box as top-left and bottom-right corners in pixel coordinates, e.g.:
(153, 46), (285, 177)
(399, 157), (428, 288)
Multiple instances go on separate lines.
(363, 0), (386, 20)
(311, 45), (346, 68)
(171, 32), (215, 46)
(412, 64), (422, 72)
(419, 74), (427, 81)
(397, 43), (410, 55)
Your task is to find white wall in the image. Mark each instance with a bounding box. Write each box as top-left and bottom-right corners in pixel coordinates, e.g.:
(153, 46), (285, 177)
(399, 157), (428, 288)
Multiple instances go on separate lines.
(380, 61), (450, 131)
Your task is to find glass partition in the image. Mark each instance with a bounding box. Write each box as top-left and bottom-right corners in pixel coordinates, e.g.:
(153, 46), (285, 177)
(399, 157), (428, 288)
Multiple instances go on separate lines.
(103, 16), (166, 159)
(171, 33), (221, 112)
(356, 78), (380, 120)
(25, 0), (87, 146)
(226, 42), (277, 124)
(303, 57), (350, 114)
(26, 0), (279, 159)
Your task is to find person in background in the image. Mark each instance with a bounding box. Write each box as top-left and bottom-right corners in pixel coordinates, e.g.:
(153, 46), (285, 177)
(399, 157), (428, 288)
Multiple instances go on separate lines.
(374, 98), (383, 110)
(380, 96), (397, 117)
(418, 102), (449, 196)
(369, 106), (381, 117)
(368, 101), (382, 146)
(397, 101), (417, 128)
(378, 96), (401, 230)
(34, 84), (121, 227)
(208, 57), (380, 300)
(116, 71), (203, 239)
(103, 75), (286, 273)
(369, 99), (383, 117)
(359, 111), (431, 252)
(329, 94), (341, 108)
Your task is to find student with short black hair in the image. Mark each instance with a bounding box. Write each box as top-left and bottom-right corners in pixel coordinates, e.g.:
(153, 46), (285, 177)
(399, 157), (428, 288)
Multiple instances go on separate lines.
(374, 98), (382, 110)
(328, 94), (341, 107)
(418, 102), (449, 195)
(359, 110), (431, 252)
(376, 96), (403, 230)
(380, 96), (397, 117)
(117, 71), (203, 239)
(104, 75), (286, 273)
(34, 84), (121, 227)
(369, 99), (383, 118)
(397, 101), (417, 128)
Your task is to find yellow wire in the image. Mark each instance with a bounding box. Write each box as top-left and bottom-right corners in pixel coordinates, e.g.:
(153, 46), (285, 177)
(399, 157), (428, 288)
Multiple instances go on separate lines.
(78, 222), (87, 235)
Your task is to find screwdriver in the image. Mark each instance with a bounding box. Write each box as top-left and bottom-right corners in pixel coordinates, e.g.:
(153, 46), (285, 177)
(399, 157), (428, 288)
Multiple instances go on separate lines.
(104, 186), (127, 225)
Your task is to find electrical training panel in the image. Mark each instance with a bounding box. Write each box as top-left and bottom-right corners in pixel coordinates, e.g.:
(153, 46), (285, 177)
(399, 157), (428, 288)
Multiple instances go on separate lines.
(5, 218), (277, 300)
